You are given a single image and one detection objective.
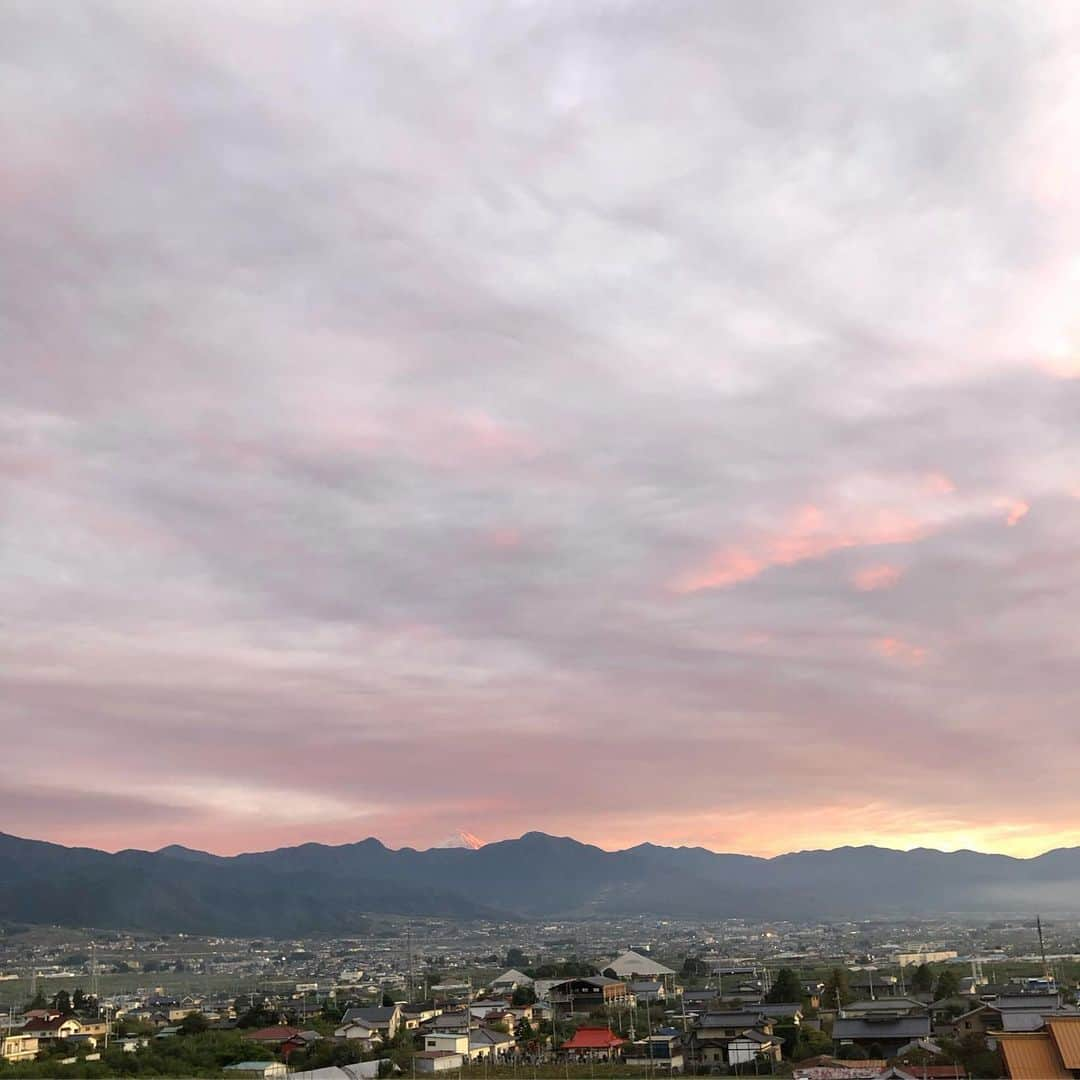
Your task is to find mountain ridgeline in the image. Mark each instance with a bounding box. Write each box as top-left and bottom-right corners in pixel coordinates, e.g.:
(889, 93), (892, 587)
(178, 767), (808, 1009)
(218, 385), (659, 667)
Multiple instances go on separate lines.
(2, 830), (1079, 935)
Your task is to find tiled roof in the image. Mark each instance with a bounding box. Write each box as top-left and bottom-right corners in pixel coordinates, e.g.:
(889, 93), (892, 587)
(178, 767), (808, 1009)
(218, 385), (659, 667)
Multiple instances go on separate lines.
(833, 1016), (930, 1039)
(605, 950), (675, 978)
(560, 1026), (626, 1050)
(997, 1032), (1070, 1079)
(696, 1011), (767, 1028)
(1047, 1016), (1080, 1070)
(244, 1026), (301, 1042)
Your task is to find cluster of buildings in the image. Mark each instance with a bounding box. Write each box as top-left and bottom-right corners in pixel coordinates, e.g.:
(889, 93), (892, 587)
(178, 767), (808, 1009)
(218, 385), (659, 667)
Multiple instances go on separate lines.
(6, 923), (1080, 1080)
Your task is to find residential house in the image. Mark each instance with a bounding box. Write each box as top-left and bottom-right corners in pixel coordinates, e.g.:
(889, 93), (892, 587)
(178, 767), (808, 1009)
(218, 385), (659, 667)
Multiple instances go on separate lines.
(400, 1003), (441, 1030)
(468, 1026), (514, 1061)
(413, 1050), (464, 1073)
(630, 980), (666, 1003)
(683, 989), (720, 1013)
(491, 969), (533, 993)
(243, 1025), (303, 1047)
(334, 1021), (380, 1048)
(689, 1011), (778, 1068)
(1, 1033), (38, 1063)
(22, 1010), (59, 1024)
(832, 1015), (932, 1057)
(422, 1029), (513, 1063)
(547, 976), (631, 1014)
(340, 1005), (401, 1041)
(757, 1002), (803, 1026)
(623, 1031), (684, 1072)
(422, 1033), (469, 1057)
(844, 998), (928, 1020)
(22, 1016), (82, 1041)
(994, 1012), (1080, 1078)
(282, 1030), (323, 1060)
(727, 1028), (783, 1066)
(953, 998), (1078, 1041)
(475, 1007), (516, 1030)
(849, 973), (901, 998)
(423, 1010), (471, 1033)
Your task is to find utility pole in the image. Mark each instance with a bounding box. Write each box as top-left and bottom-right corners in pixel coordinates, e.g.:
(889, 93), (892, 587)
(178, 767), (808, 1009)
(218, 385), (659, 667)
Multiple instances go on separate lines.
(1037, 916), (1052, 986)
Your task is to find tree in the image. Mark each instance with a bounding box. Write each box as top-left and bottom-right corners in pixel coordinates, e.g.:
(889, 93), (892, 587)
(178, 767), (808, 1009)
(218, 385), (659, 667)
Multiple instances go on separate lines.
(837, 1043), (869, 1060)
(910, 963), (934, 994)
(52, 990), (73, 1017)
(934, 968), (962, 1000)
(774, 1021), (799, 1057)
(381, 991), (396, 1008)
(765, 968), (802, 1004)
(941, 1032), (1003, 1079)
(506, 947), (528, 968)
(791, 1027), (833, 1060)
(322, 999), (346, 1024)
(180, 1012), (209, 1035)
(681, 955), (708, 979)
(291, 1039), (365, 1071)
(72, 988), (87, 1013)
(511, 986), (536, 1006)
(27, 990), (48, 1011)
(822, 967), (853, 1008)
(235, 997), (277, 1029)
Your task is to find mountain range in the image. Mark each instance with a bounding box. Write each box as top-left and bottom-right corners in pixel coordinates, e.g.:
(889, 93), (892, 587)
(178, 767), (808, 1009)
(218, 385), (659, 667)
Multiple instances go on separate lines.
(3, 830), (1079, 935)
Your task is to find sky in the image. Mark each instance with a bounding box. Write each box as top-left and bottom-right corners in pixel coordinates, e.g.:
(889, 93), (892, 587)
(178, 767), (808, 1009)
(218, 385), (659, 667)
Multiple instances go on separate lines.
(2, 1), (1080, 860)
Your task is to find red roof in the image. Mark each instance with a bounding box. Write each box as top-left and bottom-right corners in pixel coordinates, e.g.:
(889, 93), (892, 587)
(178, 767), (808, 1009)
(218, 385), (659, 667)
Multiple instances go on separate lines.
(23, 1017), (77, 1032)
(244, 1026), (301, 1043)
(561, 1026), (627, 1050)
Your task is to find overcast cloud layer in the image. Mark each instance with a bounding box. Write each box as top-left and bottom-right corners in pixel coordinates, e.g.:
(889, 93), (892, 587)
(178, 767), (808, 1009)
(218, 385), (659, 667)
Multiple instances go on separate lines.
(3, 1), (1080, 857)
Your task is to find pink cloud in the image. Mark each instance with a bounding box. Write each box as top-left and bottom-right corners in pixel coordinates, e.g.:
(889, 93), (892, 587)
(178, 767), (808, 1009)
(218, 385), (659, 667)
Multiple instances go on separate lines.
(995, 497), (1030, 526)
(872, 636), (927, 665)
(853, 563), (903, 591)
(923, 471), (956, 495)
(672, 503), (930, 593)
(486, 527), (523, 550)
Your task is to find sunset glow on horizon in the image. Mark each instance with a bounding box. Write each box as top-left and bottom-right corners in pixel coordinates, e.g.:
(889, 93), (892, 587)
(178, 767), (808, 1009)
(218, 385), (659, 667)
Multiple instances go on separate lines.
(3, 2), (1080, 864)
